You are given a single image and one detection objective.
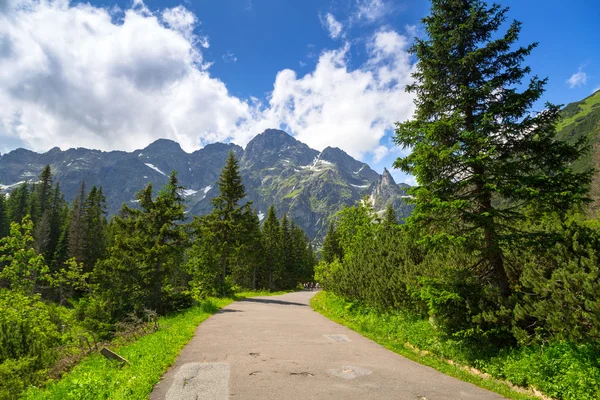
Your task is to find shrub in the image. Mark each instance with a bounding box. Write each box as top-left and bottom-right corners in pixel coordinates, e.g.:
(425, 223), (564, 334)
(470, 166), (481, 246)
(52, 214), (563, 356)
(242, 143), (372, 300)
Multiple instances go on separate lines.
(0, 290), (63, 398)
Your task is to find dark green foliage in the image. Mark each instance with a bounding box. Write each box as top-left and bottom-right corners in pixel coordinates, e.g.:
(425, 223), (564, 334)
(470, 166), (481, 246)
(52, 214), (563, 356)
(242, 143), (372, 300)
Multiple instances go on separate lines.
(383, 204), (398, 226)
(82, 186), (107, 272)
(188, 156), (315, 296)
(208, 151), (248, 286)
(230, 208), (266, 290)
(189, 152), (251, 295)
(510, 216), (600, 344)
(394, 0), (591, 299)
(7, 183), (30, 223)
(321, 221), (342, 264)
(280, 214), (293, 288)
(262, 205), (282, 290)
(0, 195), (9, 240)
(96, 172), (188, 317)
(68, 181), (86, 264)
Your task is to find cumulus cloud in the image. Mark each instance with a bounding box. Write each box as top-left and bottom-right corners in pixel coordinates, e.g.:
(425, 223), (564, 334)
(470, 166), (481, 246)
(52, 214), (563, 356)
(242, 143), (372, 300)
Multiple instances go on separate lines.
(0, 0), (249, 152)
(566, 68), (587, 88)
(320, 12), (343, 39)
(0, 0), (415, 162)
(262, 30), (415, 158)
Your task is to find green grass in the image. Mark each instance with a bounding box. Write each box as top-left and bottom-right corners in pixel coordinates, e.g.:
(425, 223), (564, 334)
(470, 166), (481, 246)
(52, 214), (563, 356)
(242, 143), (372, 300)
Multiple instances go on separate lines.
(22, 290), (287, 400)
(556, 89), (600, 132)
(311, 291), (542, 400)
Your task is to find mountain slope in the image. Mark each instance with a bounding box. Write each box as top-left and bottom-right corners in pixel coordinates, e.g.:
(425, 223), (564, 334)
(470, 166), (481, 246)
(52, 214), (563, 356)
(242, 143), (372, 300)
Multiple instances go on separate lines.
(0, 129), (412, 240)
(555, 89), (600, 213)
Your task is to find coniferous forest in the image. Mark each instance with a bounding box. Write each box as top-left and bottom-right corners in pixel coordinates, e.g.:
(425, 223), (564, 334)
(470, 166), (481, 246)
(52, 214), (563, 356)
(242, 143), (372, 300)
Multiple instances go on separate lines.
(0, 152), (315, 398)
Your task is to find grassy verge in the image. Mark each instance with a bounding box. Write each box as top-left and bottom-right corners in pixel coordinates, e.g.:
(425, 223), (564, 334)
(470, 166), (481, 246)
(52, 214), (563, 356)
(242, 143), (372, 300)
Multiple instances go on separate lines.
(22, 290), (287, 400)
(311, 291), (545, 400)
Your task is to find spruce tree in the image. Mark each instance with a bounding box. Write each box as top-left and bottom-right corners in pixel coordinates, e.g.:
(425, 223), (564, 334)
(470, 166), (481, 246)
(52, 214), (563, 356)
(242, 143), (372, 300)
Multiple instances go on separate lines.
(231, 208), (265, 290)
(52, 214), (71, 272)
(208, 151), (248, 287)
(394, 0), (591, 296)
(68, 181), (86, 263)
(97, 172), (187, 316)
(8, 183), (30, 223)
(82, 186), (107, 272)
(262, 205), (282, 290)
(322, 221), (343, 264)
(34, 165), (53, 224)
(383, 204), (398, 226)
(0, 195), (9, 240)
(280, 214), (294, 289)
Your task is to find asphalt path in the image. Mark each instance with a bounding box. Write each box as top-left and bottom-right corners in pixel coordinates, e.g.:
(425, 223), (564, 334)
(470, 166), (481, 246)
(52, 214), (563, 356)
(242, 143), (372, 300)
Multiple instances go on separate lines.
(150, 291), (505, 400)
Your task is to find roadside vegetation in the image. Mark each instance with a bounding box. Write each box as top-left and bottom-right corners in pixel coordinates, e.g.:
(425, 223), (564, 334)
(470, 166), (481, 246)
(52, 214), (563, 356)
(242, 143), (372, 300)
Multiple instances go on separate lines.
(0, 153), (314, 399)
(313, 1), (600, 399)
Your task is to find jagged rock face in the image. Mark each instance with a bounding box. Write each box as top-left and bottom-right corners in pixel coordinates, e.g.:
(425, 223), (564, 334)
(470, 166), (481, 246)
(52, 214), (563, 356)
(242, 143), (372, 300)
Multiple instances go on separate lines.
(0, 129), (412, 240)
(369, 168), (414, 219)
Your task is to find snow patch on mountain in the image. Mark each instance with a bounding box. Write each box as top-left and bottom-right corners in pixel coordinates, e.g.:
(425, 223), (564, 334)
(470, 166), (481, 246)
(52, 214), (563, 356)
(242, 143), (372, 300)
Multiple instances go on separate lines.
(145, 163), (167, 176)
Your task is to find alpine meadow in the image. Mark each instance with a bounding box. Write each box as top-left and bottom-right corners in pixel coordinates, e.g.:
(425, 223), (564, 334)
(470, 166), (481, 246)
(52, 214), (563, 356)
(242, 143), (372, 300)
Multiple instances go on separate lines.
(1, 0), (600, 399)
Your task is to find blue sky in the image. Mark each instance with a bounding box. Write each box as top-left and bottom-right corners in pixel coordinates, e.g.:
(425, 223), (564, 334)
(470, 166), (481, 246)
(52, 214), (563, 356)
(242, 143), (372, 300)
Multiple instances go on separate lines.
(0, 0), (599, 184)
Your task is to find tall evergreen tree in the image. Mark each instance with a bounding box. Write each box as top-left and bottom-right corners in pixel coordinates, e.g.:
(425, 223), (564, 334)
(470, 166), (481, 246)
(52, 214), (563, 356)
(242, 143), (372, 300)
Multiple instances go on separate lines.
(7, 183), (30, 223)
(322, 221), (343, 264)
(393, 0), (591, 296)
(262, 205), (282, 290)
(68, 181), (86, 263)
(82, 186), (107, 272)
(231, 208), (265, 290)
(207, 151), (249, 287)
(33, 165), (53, 224)
(52, 212), (71, 272)
(97, 172), (187, 316)
(0, 195), (9, 240)
(280, 214), (294, 289)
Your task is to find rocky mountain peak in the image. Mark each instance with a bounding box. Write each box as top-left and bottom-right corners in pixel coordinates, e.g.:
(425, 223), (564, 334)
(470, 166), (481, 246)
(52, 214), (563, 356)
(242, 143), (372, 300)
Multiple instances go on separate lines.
(242, 129), (318, 168)
(142, 138), (183, 154)
(381, 168), (396, 185)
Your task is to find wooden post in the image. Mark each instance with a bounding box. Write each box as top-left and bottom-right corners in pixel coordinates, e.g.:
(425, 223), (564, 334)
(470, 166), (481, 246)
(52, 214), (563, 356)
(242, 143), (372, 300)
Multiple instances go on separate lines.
(100, 347), (129, 365)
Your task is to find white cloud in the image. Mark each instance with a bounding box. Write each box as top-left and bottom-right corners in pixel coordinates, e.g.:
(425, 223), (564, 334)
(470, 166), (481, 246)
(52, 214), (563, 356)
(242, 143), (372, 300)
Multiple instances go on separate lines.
(566, 68), (587, 88)
(320, 12), (343, 39)
(0, 0), (248, 152)
(355, 0), (389, 22)
(262, 30), (415, 159)
(372, 145), (389, 163)
(0, 0), (415, 162)
(594, 86), (600, 94)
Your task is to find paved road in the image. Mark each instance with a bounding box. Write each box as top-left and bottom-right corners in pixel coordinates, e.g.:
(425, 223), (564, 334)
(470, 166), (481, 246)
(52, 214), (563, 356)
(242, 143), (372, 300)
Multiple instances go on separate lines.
(150, 291), (504, 400)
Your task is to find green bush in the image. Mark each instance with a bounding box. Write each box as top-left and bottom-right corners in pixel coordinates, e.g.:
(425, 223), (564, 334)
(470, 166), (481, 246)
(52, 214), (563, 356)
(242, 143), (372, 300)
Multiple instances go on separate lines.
(0, 290), (63, 399)
(511, 217), (600, 344)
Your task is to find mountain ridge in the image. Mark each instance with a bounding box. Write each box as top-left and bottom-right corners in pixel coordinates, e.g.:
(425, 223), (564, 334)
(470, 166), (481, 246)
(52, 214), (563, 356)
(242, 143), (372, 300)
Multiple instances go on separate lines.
(0, 129), (412, 240)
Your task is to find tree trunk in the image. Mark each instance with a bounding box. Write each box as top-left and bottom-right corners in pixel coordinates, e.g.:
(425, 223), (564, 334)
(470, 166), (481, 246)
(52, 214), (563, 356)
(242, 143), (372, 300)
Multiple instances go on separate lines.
(480, 190), (510, 297)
